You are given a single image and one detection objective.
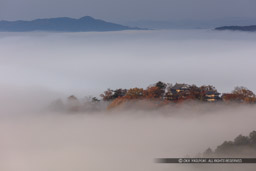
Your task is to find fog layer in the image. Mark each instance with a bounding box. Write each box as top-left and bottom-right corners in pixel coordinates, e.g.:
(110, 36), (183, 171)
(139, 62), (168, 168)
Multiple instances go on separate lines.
(1, 30), (256, 171)
(1, 30), (256, 97)
(1, 102), (256, 171)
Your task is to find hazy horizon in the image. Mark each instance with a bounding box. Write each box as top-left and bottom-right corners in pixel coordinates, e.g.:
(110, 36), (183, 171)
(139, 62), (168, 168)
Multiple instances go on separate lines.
(1, 0), (256, 29)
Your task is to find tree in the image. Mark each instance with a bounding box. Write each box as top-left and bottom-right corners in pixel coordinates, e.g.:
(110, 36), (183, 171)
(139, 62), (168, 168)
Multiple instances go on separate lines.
(188, 85), (201, 100)
(215, 141), (234, 155)
(203, 148), (213, 157)
(234, 135), (250, 145)
(233, 87), (255, 97)
(67, 95), (80, 112)
(145, 86), (163, 99)
(112, 89), (127, 99)
(100, 89), (114, 101)
(222, 87), (256, 103)
(200, 85), (217, 92)
(146, 81), (167, 99)
(249, 131), (256, 144)
(222, 93), (244, 102)
(92, 97), (100, 103)
(125, 88), (145, 99)
(155, 81), (167, 96)
(155, 81), (167, 89)
(100, 88), (127, 101)
(232, 87), (256, 103)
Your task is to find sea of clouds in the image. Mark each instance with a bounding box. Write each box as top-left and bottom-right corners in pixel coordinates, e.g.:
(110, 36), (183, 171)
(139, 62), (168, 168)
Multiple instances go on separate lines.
(1, 29), (256, 171)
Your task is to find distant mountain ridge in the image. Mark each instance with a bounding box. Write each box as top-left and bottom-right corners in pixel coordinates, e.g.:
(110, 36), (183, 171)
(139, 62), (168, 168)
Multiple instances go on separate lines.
(0, 16), (142, 32)
(215, 25), (256, 32)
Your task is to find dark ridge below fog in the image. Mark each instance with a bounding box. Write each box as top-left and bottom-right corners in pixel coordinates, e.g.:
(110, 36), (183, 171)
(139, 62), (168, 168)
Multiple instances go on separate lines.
(203, 130), (256, 157)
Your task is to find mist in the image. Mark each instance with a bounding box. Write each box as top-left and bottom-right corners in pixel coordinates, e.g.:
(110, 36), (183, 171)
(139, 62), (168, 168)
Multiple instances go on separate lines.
(1, 30), (256, 97)
(1, 30), (256, 170)
(1, 98), (256, 171)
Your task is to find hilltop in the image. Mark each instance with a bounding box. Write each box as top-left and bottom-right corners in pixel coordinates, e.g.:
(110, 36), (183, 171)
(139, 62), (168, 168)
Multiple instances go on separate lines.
(50, 81), (256, 112)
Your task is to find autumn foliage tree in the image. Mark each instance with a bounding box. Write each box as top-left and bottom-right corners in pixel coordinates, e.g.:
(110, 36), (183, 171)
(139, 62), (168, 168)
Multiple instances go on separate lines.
(145, 86), (163, 99)
(64, 82), (256, 110)
(232, 86), (256, 103)
(107, 88), (145, 109)
(222, 86), (256, 103)
(107, 82), (168, 109)
(125, 88), (145, 99)
(100, 89), (114, 101)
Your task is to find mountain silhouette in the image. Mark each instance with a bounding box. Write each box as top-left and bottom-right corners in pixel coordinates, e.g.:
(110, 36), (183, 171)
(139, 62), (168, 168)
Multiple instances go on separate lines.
(215, 25), (256, 32)
(0, 16), (142, 32)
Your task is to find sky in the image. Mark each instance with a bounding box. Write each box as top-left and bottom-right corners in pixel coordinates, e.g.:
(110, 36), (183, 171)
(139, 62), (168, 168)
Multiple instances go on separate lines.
(1, 0), (256, 27)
